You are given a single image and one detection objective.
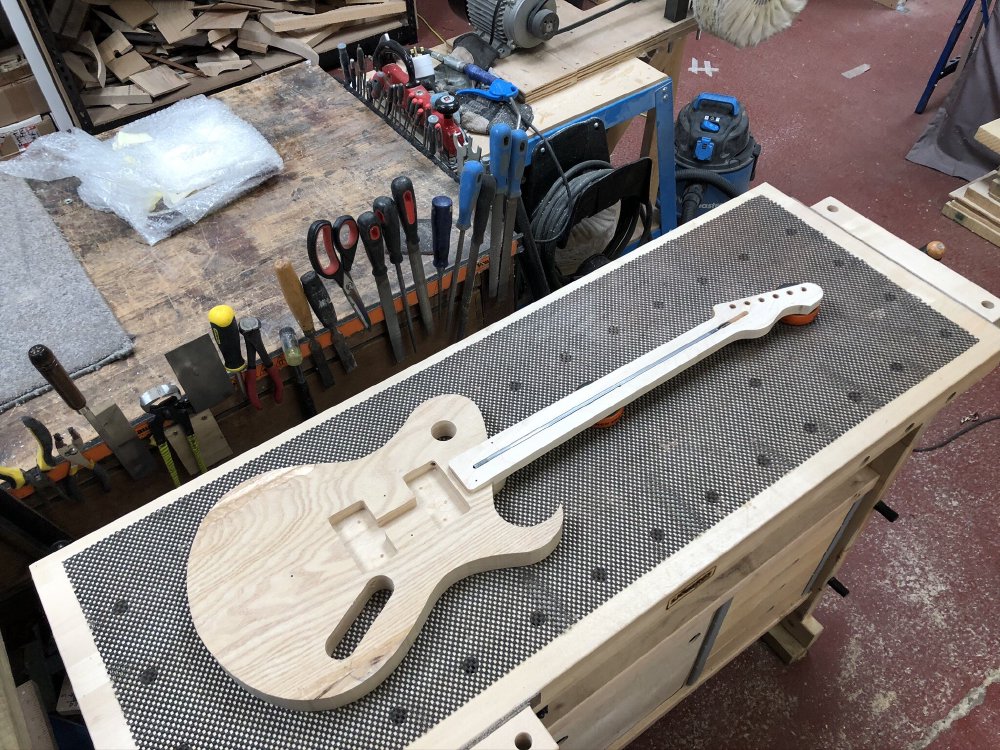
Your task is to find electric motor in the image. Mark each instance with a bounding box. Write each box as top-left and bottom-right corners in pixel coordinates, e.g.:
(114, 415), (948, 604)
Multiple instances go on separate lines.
(460, 0), (559, 57)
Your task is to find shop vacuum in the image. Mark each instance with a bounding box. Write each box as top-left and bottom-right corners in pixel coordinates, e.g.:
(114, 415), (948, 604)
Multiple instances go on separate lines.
(675, 92), (761, 224)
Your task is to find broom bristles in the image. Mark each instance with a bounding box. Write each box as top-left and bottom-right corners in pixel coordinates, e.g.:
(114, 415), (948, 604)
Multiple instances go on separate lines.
(692, 0), (808, 48)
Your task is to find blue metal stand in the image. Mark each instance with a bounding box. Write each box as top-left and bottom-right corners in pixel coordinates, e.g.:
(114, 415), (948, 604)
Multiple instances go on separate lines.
(525, 77), (677, 240)
(915, 0), (990, 114)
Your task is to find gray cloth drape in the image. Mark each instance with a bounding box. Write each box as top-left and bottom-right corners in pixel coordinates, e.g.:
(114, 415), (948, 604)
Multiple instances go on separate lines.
(907, 10), (1000, 180)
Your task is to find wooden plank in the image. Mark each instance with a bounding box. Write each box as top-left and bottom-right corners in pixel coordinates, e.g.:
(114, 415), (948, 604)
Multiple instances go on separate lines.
(107, 50), (150, 80)
(109, 0), (158, 27)
(258, 1), (406, 33)
(974, 117), (1000, 155)
(239, 19), (317, 63)
(478, 57), (666, 158)
(188, 394), (563, 709)
(97, 30), (132, 63)
(942, 199), (1000, 248)
(950, 170), (1000, 223)
(150, 0), (199, 44)
(129, 65), (189, 96)
(62, 51), (98, 84)
(136, 51), (206, 76)
(82, 84), (153, 105)
(191, 9), (249, 29)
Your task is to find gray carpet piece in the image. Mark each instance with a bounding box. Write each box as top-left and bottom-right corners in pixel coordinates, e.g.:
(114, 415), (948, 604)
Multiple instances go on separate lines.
(0, 174), (133, 413)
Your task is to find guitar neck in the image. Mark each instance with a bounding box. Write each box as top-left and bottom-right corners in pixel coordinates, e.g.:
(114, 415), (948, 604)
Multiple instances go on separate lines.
(448, 284), (824, 492)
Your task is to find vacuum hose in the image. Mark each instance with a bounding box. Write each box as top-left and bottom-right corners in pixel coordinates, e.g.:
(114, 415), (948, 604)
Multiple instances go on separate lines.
(676, 167), (742, 224)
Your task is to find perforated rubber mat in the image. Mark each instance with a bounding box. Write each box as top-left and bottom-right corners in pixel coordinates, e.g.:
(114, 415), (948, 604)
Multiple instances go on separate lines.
(64, 197), (976, 749)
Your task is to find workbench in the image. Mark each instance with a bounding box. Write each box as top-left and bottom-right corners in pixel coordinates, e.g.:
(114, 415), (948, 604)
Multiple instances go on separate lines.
(0, 25), (695, 556)
(30, 184), (1000, 749)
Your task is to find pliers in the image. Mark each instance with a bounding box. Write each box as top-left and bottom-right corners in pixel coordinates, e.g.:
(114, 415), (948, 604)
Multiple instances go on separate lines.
(19, 416), (73, 501)
(55, 427), (112, 494)
(237, 317), (285, 411)
(140, 384), (209, 488)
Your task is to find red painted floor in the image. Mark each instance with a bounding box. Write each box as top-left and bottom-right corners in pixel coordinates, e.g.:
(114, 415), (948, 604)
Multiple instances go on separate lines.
(416, 2), (1000, 748)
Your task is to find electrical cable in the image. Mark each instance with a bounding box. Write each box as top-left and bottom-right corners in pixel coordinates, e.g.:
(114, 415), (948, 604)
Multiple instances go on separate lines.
(530, 159), (614, 245)
(555, 0), (644, 34)
(913, 415), (1000, 452)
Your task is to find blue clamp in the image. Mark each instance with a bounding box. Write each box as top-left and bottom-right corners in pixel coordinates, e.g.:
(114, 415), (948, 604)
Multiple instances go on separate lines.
(694, 137), (715, 161)
(456, 79), (520, 103)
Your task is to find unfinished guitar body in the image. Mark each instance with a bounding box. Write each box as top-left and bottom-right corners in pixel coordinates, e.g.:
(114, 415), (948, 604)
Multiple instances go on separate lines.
(187, 395), (564, 710)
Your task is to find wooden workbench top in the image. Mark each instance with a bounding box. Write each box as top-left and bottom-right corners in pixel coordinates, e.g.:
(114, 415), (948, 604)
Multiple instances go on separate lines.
(1, 64), (461, 472)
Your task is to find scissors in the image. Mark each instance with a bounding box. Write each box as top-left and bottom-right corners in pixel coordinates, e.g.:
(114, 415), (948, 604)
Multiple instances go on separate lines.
(307, 217), (372, 329)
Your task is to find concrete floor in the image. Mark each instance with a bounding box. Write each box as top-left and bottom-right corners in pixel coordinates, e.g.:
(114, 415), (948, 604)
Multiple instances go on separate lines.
(417, 1), (1000, 748)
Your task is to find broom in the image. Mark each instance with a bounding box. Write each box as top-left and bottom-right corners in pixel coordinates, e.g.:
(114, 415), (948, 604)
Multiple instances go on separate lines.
(691, 0), (808, 48)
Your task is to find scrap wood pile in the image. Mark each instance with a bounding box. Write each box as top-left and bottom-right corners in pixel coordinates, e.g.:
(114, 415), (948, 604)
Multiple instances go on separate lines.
(942, 119), (1000, 249)
(46, 0), (407, 111)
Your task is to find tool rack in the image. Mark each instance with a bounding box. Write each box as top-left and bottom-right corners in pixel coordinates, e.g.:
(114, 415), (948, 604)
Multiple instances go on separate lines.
(29, 184), (1000, 748)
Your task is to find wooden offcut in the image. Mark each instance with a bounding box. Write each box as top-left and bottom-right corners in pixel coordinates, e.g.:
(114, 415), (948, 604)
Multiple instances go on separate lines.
(109, 0), (158, 27)
(81, 84), (152, 105)
(107, 50), (150, 80)
(187, 394), (564, 709)
(129, 65), (189, 96)
(258, 1), (406, 33)
(975, 118), (1000, 156)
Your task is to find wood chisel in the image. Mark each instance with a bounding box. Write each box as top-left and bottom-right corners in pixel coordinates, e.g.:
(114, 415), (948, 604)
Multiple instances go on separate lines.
(487, 124), (512, 299)
(391, 176), (435, 334)
(27, 345), (156, 480)
(274, 259), (337, 389)
(208, 305), (248, 398)
(446, 161), (484, 333)
(300, 272), (358, 374)
(279, 327), (318, 421)
(498, 129), (528, 301)
(431, 195), (453, 320)
(374, 196), (418, 353)
(456, 173), (496, 342)
(358, 211), (407, 364)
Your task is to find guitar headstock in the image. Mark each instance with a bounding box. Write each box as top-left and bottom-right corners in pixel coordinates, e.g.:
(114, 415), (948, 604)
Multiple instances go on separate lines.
(711, 283), (824, 336)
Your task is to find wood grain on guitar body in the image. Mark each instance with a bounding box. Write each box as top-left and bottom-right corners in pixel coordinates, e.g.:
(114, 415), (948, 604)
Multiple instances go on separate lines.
(187, 283), (823, 710)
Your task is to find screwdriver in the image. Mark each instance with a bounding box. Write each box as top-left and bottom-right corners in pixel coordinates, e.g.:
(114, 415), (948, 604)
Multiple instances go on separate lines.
(274, 259), (337, 389)
(487, 123), (512, 299)
(374, 196), (418, 353)
(446, 160), (484, 332)
(457, 173), (496, 341)
(358, 211), (407, 364)
(338, 43), (351, 88)
(391, 176), (435, 334)
(279, 326), (318, 420)
(299, 272), (357, 373)
(208, 305), (248, 398)
(431, 195), (453, 320)
(498, 129), (528, 301)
